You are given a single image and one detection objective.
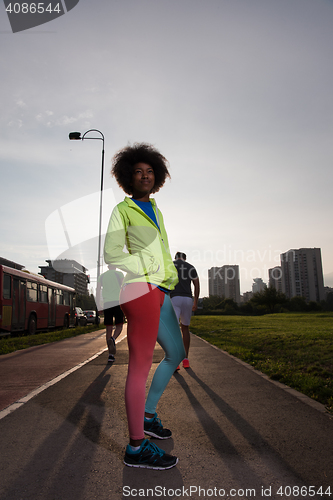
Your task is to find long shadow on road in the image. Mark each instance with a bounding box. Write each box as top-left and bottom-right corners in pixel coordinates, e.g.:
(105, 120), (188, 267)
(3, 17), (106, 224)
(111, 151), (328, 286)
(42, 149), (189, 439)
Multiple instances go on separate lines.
(0, 363), (124, 500)
(173, 368), (311, 494)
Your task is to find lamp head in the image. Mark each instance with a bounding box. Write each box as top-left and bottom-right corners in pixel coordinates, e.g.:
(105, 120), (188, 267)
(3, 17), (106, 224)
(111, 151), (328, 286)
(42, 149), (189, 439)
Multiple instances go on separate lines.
(69, 132), (82, 140)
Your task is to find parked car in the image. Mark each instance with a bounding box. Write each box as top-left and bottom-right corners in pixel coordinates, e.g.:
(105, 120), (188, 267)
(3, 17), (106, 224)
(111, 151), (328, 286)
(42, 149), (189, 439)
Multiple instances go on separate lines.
(83, 310), (100, 325)
(75, 307), (87, 326)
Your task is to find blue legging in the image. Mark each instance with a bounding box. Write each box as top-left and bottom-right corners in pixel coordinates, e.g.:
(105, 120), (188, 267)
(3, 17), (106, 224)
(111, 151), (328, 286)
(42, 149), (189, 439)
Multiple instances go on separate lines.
(145, 292), (186, 413)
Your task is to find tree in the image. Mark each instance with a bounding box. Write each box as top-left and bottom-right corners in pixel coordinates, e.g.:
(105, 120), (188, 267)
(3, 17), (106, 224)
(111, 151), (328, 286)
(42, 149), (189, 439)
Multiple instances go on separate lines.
(322, 292), (333, 312)
(76, 293), (96, 310)
(202, 295), (223, 311)
(288, 296), (307, 312)
(251, 287), (288, 313)
(220, 298), (239, 314)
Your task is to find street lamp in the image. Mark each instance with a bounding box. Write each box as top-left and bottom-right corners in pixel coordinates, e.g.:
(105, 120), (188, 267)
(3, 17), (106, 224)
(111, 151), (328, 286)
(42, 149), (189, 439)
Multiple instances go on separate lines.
(69, 129), (105, 287)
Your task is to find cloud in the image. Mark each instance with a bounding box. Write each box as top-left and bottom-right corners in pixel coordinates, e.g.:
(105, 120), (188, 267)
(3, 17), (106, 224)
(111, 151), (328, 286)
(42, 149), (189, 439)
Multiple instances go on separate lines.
(16, 99), (26, 108)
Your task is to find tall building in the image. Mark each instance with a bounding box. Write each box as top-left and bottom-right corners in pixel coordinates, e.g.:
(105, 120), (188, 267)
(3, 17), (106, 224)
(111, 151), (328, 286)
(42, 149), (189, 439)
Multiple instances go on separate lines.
(280, 248), (325, 302)
(252, 277), (266, 294)
(39, 259), (89, 295)
(208, 267), (220, 297)
(208, 265), (241, 304)
(268, 266), (283, 292)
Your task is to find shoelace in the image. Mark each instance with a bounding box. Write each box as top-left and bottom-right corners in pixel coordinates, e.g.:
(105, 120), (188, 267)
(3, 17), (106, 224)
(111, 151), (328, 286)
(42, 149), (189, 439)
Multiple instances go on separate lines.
(152, 416), (163, 427)
(145, 413), (162, 428)
(142, 440), (165, 457)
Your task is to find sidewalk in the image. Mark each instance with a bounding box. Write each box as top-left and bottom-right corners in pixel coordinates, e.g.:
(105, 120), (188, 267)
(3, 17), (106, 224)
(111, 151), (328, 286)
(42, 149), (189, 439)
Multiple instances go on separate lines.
(0, 327), (127, 416)
(0, 330), (332, 500)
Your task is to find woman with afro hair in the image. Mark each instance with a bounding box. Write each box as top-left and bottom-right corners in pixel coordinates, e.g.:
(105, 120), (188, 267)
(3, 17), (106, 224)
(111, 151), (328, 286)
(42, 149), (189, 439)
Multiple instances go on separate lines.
(104, 143), (185, 470)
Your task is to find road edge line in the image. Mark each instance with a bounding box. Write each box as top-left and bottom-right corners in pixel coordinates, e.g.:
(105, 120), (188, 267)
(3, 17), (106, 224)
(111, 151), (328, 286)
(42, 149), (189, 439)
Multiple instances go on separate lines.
(0, 347), (108, 421)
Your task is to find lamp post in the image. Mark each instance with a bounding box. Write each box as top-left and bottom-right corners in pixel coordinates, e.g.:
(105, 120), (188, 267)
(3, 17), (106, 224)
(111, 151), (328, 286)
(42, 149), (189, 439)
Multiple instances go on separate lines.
(69, 129), (105, 288)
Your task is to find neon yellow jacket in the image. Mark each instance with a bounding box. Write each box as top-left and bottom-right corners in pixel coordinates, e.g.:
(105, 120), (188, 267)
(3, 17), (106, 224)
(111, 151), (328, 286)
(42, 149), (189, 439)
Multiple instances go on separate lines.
(104, 197), (178, 291)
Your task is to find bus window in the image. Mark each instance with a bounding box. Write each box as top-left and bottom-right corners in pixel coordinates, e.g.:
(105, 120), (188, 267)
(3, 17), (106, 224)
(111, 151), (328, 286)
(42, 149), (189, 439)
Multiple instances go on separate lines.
(56, 290), (64, 305)
(27, 281), (37, 302)
(3, 274), (11, 299)
(38, 284), (48, 303)
(63, 291), (69, 306)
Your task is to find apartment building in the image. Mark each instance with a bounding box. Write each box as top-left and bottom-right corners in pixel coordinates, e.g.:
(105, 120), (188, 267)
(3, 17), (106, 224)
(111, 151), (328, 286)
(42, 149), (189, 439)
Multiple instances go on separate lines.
(39, 259), (89, 295)
(280, 248), (325, 302)
(268, 266), (283, 292)
(252, 277), (267, 294)
(208, 265), (241, 304)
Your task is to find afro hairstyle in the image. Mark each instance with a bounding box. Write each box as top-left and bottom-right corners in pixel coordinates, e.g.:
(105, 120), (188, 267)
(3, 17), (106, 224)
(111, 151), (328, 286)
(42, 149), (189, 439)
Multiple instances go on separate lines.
(111, 143), (170, 195)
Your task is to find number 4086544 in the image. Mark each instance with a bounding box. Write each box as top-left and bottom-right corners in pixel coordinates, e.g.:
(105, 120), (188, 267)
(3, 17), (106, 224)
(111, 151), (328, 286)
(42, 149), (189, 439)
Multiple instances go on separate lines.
(5, 3), (61, 14)
(276, 486), (331, 497)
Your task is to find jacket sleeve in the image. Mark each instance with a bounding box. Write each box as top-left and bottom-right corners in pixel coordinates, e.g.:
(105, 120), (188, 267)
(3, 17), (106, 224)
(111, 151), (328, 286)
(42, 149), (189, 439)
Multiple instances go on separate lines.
(104, 205), (159, 276)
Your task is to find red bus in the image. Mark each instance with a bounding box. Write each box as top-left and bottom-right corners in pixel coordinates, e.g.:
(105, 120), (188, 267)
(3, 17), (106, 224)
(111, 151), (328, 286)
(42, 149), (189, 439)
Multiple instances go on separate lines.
(0, 265), (76, 336)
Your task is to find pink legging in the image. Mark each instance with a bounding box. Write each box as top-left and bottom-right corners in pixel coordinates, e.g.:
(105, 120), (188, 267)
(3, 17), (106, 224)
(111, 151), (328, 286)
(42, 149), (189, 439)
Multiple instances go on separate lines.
(120, 282), (185, 440)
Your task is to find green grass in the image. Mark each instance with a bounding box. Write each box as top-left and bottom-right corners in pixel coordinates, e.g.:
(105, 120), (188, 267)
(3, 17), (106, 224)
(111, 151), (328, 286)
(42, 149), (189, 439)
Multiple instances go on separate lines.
(0, 324), (106, 355)
(190, 313), (333, 413)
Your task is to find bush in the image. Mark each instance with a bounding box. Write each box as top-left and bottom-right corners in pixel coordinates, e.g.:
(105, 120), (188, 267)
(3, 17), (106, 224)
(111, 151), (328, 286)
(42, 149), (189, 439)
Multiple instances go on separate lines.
(288, 296), (308, 312)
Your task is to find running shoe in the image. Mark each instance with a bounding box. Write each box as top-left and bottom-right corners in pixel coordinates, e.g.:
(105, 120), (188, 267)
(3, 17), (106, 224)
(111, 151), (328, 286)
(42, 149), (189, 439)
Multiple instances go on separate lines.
(182, 358), (190, 369)
(124, 439), (178, 469)
(108, 354), (115, 364)
(144, 413), (172, 439)
(108, 337), (116, 355)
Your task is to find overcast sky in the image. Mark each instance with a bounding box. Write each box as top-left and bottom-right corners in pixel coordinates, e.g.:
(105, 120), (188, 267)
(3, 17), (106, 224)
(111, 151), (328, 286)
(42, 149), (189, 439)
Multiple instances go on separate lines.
(1, 0), (333, 296)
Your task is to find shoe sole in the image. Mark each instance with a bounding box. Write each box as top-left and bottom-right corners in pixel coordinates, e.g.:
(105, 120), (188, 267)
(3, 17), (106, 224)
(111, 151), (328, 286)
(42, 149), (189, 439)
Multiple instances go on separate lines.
(123, 457), (178, 470)
(144, 430), (172, 440)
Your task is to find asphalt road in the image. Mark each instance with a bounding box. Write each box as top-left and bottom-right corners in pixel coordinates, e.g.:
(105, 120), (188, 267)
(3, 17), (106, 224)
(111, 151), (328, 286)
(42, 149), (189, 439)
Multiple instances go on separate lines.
(0, 328), (332, 500)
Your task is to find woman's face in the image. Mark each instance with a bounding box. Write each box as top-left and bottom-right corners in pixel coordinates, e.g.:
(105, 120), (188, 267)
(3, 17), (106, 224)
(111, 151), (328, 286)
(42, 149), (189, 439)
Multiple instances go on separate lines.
(131, 162), (155, 200)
